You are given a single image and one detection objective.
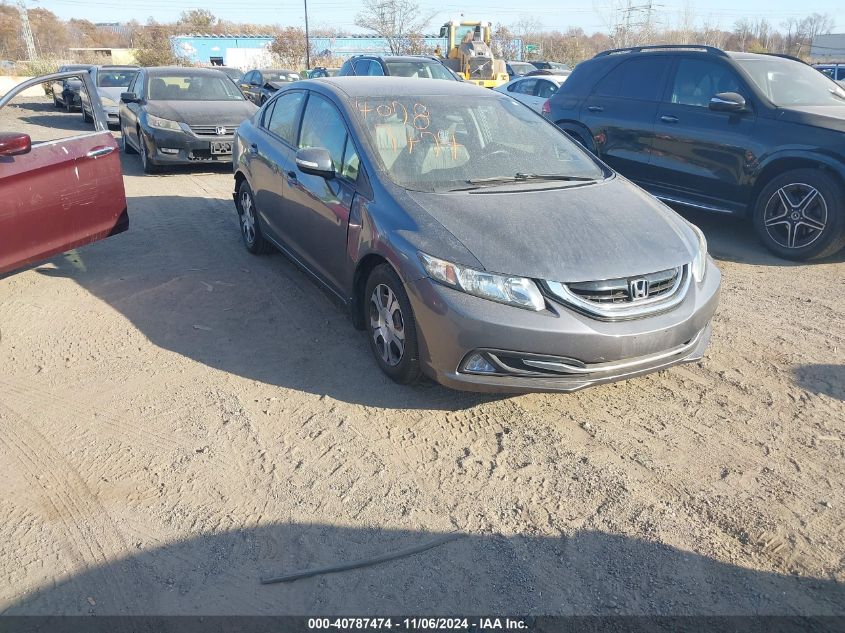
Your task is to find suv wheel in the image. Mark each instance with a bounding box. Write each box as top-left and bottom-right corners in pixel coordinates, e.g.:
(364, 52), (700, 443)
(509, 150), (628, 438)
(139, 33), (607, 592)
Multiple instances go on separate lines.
(753, 169), (845, 260)
(364, 265), (421, 385)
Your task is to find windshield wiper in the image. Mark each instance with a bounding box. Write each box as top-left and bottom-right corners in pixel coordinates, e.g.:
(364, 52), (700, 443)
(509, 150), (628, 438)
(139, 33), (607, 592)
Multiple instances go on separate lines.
(461, 173), (596, 186)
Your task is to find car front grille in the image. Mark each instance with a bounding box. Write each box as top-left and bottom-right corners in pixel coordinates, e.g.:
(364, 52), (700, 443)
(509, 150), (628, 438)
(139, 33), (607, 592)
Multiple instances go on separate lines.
(189, 124), (235, 136)
(544, 265), (689, 320)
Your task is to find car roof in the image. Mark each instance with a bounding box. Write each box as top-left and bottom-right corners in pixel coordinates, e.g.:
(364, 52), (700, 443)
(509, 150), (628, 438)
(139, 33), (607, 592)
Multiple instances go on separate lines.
(307, 76), (495, 98)
(258, 68), (297, 73)
(145, 66), (231, 76)
(356, 55), (443, 63)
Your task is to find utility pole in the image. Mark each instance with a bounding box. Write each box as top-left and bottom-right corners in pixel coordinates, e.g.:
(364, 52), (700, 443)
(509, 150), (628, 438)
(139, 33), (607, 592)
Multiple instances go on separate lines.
(17, 0), (37, 61)
(303, 0), (311, 70)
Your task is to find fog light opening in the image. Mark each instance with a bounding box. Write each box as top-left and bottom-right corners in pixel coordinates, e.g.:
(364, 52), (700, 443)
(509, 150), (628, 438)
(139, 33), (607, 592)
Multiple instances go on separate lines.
(463, 353), (497, 374)
(160, 147), (179, 155)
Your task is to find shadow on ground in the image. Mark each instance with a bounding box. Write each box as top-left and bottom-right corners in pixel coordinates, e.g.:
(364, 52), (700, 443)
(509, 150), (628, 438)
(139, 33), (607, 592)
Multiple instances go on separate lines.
(793, 364), (845, 401)
(4, 524), (844, 617)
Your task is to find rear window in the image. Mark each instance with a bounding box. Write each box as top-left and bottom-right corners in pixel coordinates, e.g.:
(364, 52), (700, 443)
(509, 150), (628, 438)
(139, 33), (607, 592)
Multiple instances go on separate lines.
(97, 69), (137, 87)
(385, 61), (454, 81)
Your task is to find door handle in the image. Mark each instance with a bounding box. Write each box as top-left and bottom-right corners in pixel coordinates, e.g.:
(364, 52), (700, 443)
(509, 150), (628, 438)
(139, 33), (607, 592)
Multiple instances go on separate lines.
(248, 143), (258, 155)
(587, 105), (604, 112)
(660, 115), (679, 123)
(286, 170), (297, 180)
(85, 146), (115, 158)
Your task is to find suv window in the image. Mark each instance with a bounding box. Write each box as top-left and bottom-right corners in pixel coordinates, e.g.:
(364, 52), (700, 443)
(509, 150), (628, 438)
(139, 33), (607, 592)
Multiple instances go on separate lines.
(536, 79), (558, 99)
(593, 57), (672, 101)
(368, 61), (385, 76)
(353, 59), (371, 76)
(299, 93), (350, 175)
(671, 58), (743, 107)
(266, 91), (304, 144)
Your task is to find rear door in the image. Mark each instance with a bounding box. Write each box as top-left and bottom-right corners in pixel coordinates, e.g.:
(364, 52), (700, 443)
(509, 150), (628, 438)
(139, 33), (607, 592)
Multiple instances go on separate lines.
(580, 55), (673, 181)
(0, 71), (127, 275)
(649, 56), (758, 210)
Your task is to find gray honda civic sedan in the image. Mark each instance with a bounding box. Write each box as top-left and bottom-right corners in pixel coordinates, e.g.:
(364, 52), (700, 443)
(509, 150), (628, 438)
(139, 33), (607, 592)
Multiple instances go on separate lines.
(232, 77), (720, 393)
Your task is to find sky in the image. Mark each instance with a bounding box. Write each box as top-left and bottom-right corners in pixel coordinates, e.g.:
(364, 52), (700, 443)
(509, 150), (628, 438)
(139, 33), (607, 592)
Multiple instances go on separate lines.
(31, 0), (845, 35)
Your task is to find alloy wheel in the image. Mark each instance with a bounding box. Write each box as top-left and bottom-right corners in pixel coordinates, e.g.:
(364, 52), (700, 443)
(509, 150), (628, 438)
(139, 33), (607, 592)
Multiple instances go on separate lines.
(240, 190), (256, 244)
(763, 183), (828, 249)
(369, 283), (406, 367)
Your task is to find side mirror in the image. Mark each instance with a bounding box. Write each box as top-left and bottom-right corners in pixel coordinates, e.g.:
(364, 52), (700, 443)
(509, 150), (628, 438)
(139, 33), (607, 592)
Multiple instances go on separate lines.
(709, 92), (746, 112)
(295, 147), (335, 179)
(0, 132), (31, 157)
(120, 92), (139, 103)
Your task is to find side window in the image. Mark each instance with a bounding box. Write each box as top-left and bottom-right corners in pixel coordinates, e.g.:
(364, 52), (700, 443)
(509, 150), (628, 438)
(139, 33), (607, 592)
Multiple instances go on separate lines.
(127, 72), (138, 94)
(353, 59), (370, 76)
(261, 99), (276, 127)
(368, 61), (385, 76)
(671, 58), (743, 107)
(266, 91), (304, 144)
(593, 57), (672, 101)
(837, 68), (845, 81)
(514, 78), (537, 95)
(536, 80), (558, 99)
(254, 72), (263, 85)
(341, 139), (360, 181)
(299, 93), (348, 173)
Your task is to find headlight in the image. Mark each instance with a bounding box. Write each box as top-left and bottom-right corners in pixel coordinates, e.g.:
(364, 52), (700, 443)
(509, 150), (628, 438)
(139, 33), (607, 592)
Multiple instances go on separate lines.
(100, 95), (116, 107)
(690, 223), (708, 283)
(146, 114), (182, 131)
(419, 253), (545, 311)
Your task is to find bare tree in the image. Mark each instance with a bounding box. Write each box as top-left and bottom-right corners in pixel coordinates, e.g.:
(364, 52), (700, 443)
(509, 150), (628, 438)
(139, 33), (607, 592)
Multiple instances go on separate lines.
(354, 0), (434, 55)
(269, 26), (311, 68)
(176, 9), (218, 33)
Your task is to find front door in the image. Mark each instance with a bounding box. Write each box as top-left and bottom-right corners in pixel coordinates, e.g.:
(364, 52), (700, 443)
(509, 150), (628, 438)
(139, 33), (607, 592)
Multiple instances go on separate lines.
(282, 92), (361, 294)
(0, 72), (127, 275)
(649, 56), (758, 211)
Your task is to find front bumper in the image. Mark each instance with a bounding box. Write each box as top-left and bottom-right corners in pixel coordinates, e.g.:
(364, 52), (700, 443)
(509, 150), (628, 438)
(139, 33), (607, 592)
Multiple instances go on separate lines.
(405, 259), (721, 393)
(143, 128), (235, 165)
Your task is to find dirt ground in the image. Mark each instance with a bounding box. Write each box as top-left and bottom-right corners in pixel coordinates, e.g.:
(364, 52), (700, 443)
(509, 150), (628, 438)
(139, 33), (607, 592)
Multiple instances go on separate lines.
(0, 96), (843, 616)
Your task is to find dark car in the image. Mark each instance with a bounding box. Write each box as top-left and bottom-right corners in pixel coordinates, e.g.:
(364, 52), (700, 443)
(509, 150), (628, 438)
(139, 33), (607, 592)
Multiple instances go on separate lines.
(548, 45), (845, 260)
(338, 55), (457, 80)
(1, 71), (128, 275)
(50, 64), (94, 111)
(238, 68), (301, 105)
(118, 67), (258, 174)
(529, 60), (570, 72)
(231, 77), (719, 393)
(80, 65), (139, 126)
(506, 61), (538, 79)
(814, 63), (845, 88)
(308, 67), (339, 79)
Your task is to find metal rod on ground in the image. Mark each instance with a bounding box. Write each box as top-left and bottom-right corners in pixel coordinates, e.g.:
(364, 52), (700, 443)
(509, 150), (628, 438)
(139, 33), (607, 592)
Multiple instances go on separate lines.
(260, 532), (462, 584)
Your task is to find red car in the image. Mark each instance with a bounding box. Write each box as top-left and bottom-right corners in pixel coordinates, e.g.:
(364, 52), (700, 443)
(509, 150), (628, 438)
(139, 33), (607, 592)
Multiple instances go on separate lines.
(0, 70), (128, 275)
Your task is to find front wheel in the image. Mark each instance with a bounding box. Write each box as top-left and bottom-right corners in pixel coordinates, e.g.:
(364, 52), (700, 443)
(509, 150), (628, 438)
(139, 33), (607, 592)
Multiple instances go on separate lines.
(753, 168), (845, 260)
(120, 122), (137, 154)
(139, 133), (161, 175)
(235, 180), (272, 254)
(364, 265), (421, 385)
(82, 107), (92, 124)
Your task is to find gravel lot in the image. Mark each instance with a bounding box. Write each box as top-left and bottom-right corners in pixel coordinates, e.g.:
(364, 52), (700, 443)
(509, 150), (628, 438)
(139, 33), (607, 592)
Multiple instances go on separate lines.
(1, 96), (843, 616)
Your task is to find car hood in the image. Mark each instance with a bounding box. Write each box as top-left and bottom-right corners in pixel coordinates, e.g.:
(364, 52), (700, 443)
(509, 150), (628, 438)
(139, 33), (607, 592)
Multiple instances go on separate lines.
(97, 87), (129, 103)
(405, 177), (698, 283)
(144, 100), (258, 126)
(777, 105), (845, 133)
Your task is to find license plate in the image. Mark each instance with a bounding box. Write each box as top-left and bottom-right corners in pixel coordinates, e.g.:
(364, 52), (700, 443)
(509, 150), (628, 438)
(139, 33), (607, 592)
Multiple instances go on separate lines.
(210, 141), (232, 155)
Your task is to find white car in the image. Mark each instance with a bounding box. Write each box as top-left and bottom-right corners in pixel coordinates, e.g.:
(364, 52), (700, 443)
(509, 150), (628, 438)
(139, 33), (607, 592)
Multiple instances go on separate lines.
(494, 74), (570, 113)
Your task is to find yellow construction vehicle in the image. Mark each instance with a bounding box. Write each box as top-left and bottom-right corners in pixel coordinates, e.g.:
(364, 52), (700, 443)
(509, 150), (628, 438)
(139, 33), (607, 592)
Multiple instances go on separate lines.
(439, 20), (509, 88)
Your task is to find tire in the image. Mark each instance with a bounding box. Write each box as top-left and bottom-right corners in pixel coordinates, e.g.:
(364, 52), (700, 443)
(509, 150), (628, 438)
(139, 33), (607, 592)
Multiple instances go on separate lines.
(82, 107), (92, 124)
(64, 95), (73, 113)
(139, 133), (161, 175)
(53, 93), (60, 108)
(235, 180), (272, 254)
(120, 122), (137, 154)
(752, 168), (845, 260)
(364, 264), (421, 385)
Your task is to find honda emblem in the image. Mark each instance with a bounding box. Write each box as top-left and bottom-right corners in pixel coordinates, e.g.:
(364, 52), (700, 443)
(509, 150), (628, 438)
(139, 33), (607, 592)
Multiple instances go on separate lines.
(629, 278), (649, 300)
(216, 126), (228, 136)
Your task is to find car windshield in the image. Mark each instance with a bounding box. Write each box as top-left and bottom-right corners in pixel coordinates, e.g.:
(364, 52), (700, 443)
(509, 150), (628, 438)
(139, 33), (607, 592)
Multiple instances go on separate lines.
(97, 69), (137, 87)
(737, 58), (845, 106)
(385, 61), (454, 80)
(264, 71), (298, 82)
(352, 94), (604, 193)
(147, 73), (245, 101)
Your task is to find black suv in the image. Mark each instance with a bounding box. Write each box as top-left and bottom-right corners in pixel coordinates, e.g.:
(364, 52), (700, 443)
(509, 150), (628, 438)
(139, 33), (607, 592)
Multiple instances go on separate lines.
(338, 55), (457, 81)
(549, 45), (845, 260)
